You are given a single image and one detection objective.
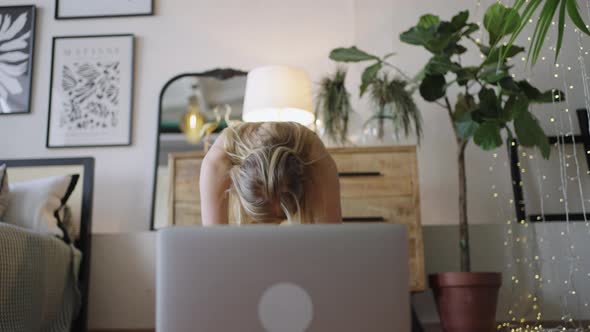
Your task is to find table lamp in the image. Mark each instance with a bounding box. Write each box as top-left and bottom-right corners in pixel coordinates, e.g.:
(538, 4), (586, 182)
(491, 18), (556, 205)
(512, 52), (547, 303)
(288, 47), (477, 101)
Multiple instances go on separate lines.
(242, 65), (314, 126)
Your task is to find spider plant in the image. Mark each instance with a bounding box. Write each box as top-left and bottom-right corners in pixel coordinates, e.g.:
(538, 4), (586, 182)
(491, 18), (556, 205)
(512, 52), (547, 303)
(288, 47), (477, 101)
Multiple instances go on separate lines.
(328, 48), (423, 143)
(315, 68), (353, 144)
(367, 74), (422, 142)
(501, 0), (590, 66)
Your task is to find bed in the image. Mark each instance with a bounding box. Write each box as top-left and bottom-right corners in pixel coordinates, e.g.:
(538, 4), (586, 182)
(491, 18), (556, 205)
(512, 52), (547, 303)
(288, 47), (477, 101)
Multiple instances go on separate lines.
(0, 158), (94, 332)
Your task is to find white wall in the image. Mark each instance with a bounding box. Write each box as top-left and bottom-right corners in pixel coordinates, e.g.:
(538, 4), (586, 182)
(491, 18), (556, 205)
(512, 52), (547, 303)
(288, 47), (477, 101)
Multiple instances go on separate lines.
(1, 0), (559, 233)
(3, 0), (587, 232)
(3, 0), (590, 329)
(0, 0), (356, 233)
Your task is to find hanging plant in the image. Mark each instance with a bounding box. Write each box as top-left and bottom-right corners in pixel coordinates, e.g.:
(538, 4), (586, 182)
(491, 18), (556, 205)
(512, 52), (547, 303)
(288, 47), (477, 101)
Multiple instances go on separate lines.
(366, 74), (422, 143)
(315, 68), (353, 144)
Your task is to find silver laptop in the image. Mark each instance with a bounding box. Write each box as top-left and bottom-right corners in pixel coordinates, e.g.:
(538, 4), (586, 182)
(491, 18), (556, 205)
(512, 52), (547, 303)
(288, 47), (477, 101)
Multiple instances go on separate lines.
(156, 224), (410, 332)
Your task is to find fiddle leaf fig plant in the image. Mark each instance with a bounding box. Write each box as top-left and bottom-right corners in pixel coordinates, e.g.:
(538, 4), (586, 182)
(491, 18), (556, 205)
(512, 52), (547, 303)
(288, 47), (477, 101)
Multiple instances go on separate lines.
(330, 4), (565, 272)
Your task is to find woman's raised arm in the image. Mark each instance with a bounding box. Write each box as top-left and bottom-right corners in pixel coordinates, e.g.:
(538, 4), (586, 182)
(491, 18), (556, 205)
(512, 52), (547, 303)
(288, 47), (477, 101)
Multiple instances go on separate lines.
(199, 133), (232, 225)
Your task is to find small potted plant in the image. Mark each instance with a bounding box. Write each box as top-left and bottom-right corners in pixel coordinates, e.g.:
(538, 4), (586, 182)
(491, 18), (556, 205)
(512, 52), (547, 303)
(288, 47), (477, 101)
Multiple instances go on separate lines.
(330, 3), (564, 331)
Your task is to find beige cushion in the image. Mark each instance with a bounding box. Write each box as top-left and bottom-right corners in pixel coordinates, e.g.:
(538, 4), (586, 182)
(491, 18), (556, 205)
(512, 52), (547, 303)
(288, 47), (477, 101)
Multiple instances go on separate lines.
(3, 174), (79, 237)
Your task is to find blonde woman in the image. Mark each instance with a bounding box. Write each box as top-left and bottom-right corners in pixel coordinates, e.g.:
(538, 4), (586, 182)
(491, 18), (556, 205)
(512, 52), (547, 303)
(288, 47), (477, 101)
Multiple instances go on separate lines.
(199, 122), (342, 225)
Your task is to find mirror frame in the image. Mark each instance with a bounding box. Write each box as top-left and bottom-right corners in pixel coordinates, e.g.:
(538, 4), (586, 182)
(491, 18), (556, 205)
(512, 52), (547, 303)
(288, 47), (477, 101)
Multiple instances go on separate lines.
(150, 68), (247, 230)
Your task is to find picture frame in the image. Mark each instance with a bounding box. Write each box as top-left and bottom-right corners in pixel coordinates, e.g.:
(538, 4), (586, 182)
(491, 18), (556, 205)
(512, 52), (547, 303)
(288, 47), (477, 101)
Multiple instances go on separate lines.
(47, 34), (135, 148)
(55, 0), (154, 20)
(0, 5), (36, 115)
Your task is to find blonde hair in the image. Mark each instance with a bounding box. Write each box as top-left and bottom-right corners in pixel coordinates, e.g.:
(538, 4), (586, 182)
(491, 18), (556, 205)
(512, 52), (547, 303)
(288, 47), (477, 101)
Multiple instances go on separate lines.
(223, 122), (319, 225)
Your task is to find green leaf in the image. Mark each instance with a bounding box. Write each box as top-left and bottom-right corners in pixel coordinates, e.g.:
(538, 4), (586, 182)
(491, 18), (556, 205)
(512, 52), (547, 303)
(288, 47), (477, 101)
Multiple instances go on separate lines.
(516, 80), (542, 100)
(329, 47), (380, 62)
(474, 122), (503, 150)
(400, 25), (453, 54)
(455, 112), (480, 140)
(400, 26), (433, 47)
(425, 55), (461, 75)
(503, 95), (529, 120)
(451, 11), (469, 30)
(418, 14), (440, 28)
(479, 88), (500, 118)
(419, 74), (446, 101)
(484, 3), (520, 45)
(555, 0), (567, 62)
(566, 0), (590, 35)
(454, 94), (479, 139)
(463, 23), (480, 35)
(479, 64), (509, 84)
(529, 0), (559, 66)
(360, 62), (382, 97)
(455, 93), (477, 114)
(484, 45), (525, 65)
(447, 43), (468, 55)
(499, 77), (521, 94)
(501, 0), (543, 65)
(514, 110), (550, 159)
(456, 66), (478, 86)
(478, 44), (491, 55)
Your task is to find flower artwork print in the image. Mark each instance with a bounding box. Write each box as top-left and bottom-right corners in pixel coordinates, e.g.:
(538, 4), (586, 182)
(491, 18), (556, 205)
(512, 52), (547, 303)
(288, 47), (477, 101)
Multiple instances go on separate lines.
(0, 6), (35, 114)
(48, 35), (134, 148)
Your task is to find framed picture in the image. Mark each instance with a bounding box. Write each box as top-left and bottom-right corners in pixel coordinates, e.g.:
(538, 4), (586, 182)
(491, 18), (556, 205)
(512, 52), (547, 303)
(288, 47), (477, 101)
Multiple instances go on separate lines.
(55, 0), (154, 19)
(0, 5), (36, 115)
(47, 35), (135, 148)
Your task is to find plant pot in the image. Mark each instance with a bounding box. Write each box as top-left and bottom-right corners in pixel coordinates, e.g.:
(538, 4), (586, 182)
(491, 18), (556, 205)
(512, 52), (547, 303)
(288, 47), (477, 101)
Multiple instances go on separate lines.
(429, 272), (502, 332)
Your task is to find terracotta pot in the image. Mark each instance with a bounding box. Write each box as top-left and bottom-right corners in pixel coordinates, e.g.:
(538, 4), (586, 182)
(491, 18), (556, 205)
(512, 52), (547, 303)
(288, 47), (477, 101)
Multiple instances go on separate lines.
(429, 272), (502, 332)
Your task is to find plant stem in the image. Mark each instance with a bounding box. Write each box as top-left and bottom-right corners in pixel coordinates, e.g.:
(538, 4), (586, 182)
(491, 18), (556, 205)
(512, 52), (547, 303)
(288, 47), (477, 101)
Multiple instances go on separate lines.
(444, 97), (456, 134)
(458, 140), (470, 272)
(381, 60), (413, 81)
(444, 95), (471, 272)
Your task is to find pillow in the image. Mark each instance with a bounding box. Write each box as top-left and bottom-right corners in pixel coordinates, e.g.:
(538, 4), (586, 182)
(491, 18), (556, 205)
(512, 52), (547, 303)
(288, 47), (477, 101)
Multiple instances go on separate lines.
(59, 205), (77, 243)
(0, 164), (8, 218)
(3, 173), (79, 237)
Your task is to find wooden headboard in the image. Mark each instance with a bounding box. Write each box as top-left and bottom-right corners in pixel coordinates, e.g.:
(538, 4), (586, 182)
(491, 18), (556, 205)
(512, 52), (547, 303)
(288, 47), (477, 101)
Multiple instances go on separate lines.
(167, 146), (425, 291)
(0, 157), (94, 332)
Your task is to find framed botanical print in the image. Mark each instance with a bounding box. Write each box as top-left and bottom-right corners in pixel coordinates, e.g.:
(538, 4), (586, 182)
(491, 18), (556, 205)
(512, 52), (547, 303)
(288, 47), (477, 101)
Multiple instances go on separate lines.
(47, 35), (135, 148)
(0, 5), (36, 115)
(55, 0), (154, 19)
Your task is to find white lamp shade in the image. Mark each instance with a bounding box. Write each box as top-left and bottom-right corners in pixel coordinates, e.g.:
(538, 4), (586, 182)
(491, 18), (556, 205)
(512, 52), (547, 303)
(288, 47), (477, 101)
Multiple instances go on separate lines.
(242, 65), (314, 126)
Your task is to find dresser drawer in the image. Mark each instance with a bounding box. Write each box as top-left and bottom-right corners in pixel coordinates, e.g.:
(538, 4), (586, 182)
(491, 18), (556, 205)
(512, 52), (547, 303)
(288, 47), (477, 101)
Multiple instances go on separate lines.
(172, 158), (201, 202)
(173, 201), (202, 226)
(332, 151), (413, 177)
(339, 176), (413, 197)
(340, 196), (416, 228)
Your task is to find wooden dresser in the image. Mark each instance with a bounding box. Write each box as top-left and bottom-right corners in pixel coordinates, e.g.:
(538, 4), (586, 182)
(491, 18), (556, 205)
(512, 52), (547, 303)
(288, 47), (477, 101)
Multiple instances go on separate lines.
(168, 146), (425, 291)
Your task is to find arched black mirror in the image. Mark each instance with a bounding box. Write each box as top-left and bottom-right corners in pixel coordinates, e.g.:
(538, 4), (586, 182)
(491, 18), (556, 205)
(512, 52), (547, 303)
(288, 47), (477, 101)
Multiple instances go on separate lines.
(150, 68), (247, 230)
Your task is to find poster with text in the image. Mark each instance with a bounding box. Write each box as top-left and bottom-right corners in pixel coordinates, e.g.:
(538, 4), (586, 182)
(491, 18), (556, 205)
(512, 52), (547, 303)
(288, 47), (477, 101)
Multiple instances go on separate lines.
(47, 35), (134, 148)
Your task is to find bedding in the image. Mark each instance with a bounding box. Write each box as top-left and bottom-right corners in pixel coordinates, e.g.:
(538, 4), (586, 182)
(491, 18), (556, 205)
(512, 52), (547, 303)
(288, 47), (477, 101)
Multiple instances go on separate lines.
(2, 173), (79, 237)
(0, 222), (82, 332)
(0, 164), (8, 217)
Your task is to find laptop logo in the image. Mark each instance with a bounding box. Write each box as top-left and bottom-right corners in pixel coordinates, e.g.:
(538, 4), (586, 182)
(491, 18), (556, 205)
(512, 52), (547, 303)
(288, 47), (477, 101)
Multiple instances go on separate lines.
(258, 282), (313, 332)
